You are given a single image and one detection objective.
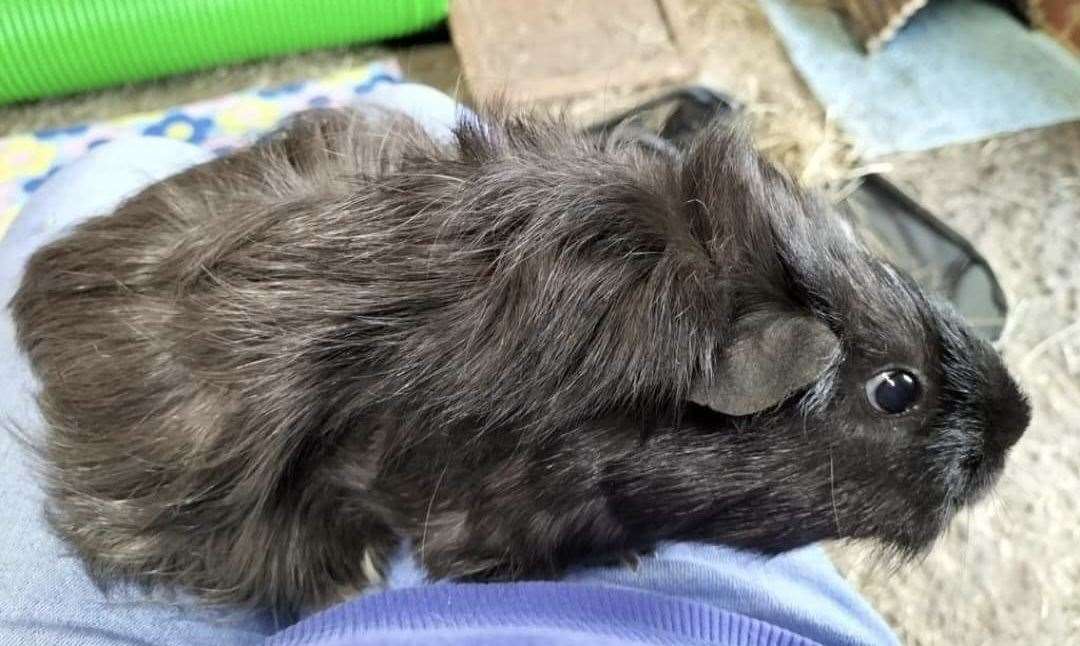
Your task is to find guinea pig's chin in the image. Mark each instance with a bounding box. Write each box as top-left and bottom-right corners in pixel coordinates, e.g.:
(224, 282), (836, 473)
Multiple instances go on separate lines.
(952, 452), (1008, 508)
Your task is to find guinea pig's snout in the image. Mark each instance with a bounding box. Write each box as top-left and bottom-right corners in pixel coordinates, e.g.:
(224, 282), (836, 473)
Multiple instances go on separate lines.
(946, 370), (1031, 507)
(983, 377), (1031, 454)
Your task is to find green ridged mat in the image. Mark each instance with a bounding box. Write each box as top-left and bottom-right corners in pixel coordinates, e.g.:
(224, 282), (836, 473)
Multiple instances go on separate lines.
(0, 0), (448, 104)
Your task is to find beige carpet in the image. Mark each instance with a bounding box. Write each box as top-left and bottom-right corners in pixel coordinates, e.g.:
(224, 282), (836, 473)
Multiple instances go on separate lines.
(1, 1), (1076, 643)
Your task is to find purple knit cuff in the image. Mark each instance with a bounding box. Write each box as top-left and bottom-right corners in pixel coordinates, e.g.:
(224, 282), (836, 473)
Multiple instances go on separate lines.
(267, 582), (820, 646)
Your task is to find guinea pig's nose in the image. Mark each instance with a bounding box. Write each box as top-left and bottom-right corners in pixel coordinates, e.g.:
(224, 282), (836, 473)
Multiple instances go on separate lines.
(984, 377), (1031, 452)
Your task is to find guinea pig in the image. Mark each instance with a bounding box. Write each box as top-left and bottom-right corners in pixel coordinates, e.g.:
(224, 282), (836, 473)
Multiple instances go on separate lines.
(10, 106), (1031, 614)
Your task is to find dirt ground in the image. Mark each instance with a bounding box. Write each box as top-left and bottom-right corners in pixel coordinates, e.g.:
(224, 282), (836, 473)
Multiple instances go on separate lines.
(1, 1), (1076, 643)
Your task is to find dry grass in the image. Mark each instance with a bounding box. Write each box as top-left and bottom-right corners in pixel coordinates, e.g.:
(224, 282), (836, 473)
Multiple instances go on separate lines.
(556, 0), (884, 200)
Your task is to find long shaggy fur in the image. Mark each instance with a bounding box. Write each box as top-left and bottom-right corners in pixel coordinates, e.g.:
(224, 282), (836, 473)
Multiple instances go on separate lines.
(9, 107), (1030, 613)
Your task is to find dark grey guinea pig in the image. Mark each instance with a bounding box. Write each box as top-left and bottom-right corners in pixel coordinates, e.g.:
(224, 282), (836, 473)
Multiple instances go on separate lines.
(10, 106), (1030, 614)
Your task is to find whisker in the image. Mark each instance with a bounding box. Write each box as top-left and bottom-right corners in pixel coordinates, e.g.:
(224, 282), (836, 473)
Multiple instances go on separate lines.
(419, 463), (451, 564)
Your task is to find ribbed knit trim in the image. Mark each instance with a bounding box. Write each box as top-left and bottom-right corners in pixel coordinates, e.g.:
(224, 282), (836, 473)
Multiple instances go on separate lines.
(267, 582), (821, 646)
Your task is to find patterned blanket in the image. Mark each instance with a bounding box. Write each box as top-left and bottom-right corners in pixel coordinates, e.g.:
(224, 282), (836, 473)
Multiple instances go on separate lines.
(0, 60), (402, 241)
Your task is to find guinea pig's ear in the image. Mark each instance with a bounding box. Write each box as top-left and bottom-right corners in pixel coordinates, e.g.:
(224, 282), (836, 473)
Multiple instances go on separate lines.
(689, 311), (840, 416)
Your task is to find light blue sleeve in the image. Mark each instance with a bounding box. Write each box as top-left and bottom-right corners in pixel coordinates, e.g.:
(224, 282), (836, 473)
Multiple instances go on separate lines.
(562, 543), (899, 646)
(373, 540), (899, 646)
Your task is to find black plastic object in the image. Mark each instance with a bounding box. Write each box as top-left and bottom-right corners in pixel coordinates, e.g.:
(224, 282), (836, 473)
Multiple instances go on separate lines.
(587, 87), (1008, 342)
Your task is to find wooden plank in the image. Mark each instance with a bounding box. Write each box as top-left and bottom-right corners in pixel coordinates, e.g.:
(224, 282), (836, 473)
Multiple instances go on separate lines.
(449, 0), (695, 102)
(1028, 0), (1080, 56)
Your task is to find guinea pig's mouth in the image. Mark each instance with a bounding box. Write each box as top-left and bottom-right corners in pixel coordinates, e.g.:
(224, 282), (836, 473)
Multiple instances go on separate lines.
(949, 449), (1007, 508)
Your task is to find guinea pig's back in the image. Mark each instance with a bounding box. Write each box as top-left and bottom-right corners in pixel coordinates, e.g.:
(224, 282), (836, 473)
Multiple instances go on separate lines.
(8, 154), (258, 600)
(12, 107), (428, 450)
(11, 156), (233, 461)
(11, 109), (360, 462)
(8, 108), (421, 609)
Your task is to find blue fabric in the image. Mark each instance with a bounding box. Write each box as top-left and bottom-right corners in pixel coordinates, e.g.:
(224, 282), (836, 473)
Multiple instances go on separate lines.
(268, 583), (818, 646)
(265, 543), (898, 646)
(760, 0), (1080, 155)
(561, 543), (897, 645)
(1, 86), (897, 646)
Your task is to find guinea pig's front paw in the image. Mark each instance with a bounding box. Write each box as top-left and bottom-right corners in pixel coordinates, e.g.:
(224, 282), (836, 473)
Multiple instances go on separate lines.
(563, 547), (657, 572)
(617, 551), (643, 571)
(435, 556), (565, 583)
(418, 539), (568, 584)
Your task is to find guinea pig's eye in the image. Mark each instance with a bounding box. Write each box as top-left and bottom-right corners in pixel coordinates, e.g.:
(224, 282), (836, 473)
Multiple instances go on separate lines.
(865, 369), (921, 415)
